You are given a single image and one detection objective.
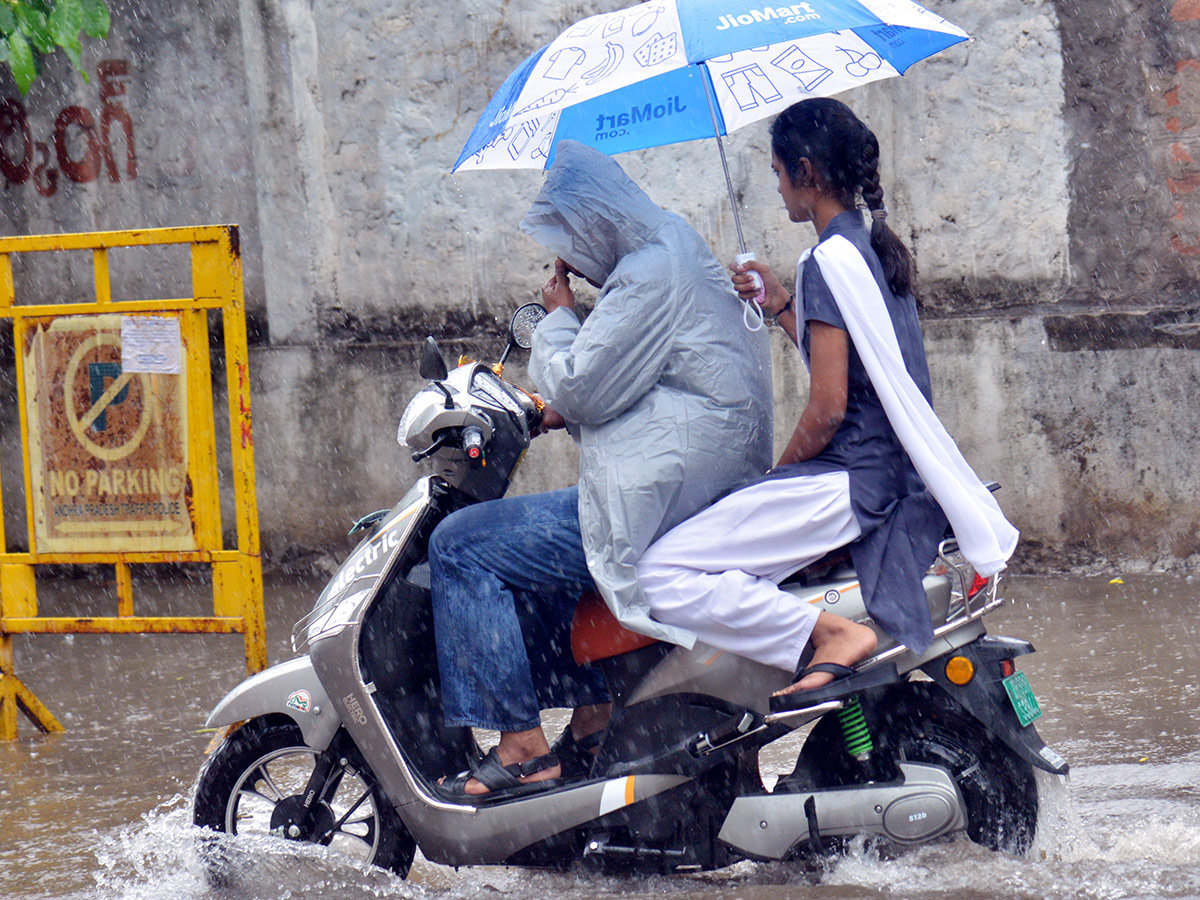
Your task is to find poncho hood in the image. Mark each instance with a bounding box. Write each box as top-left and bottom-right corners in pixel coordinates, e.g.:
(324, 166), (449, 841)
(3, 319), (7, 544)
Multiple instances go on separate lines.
(520, 141), (670, 286)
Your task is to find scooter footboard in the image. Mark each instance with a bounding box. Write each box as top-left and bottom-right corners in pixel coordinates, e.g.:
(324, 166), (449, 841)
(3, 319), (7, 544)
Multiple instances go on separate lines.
(919, 635), (1068, 775)
(204, 656), (341, 750)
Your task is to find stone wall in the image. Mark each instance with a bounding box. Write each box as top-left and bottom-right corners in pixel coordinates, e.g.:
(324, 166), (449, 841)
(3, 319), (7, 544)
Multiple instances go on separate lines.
(2, 0), (1198, 573)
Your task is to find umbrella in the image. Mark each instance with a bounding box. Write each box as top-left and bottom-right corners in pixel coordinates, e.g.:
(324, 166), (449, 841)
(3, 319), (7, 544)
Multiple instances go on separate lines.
(453, 0), (968, 250)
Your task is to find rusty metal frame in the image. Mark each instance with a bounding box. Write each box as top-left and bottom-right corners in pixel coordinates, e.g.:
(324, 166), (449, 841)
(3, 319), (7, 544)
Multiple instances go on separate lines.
(0, 225), (265, 740)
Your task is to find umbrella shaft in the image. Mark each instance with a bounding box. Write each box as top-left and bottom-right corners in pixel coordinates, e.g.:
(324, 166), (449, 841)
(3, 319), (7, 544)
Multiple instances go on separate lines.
(701, 64), (747, 256)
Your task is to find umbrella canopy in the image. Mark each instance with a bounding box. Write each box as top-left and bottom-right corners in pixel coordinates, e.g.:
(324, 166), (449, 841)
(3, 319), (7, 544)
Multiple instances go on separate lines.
(453, 0), (968, 173)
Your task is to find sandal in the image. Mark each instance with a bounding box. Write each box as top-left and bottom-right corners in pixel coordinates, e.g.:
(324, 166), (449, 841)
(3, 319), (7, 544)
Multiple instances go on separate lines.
(790, 661), (856, 688)
(441, 748), (561, 800)
(769, 662), (899, 712)
(550, 727), (604, 778)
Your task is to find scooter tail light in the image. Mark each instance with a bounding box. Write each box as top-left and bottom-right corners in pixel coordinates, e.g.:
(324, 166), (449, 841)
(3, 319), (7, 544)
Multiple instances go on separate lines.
(1000, 659), (1016, 678)
(967, 573), (989, 599)
(944, 656), (975, 685)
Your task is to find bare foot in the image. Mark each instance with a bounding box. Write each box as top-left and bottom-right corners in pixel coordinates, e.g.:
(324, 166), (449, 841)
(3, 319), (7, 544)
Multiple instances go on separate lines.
(774, 612), (877, 697)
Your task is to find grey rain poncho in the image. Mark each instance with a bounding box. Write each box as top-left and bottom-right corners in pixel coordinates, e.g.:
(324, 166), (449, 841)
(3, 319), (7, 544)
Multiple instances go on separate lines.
(522, 141), (773, 646)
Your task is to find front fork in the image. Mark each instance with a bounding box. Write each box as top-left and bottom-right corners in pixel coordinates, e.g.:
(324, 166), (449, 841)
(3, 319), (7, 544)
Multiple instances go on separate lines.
(273, 728), (361, 843)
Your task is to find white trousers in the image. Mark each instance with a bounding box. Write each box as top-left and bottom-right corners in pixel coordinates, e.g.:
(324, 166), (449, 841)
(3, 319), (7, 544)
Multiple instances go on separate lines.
(636, 471), (861, 671)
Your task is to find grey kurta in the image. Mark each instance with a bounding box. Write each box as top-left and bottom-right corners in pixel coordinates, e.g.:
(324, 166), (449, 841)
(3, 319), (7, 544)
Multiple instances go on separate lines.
(522, 141), (773, 646)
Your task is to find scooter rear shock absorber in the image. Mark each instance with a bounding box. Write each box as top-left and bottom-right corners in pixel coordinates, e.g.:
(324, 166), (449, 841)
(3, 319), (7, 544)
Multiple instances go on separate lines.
(837, 696), (874, 762)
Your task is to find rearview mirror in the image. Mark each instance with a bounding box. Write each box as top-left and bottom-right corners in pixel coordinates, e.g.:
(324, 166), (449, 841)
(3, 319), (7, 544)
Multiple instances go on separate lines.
(419, 337), (449, 381)
(509, 303), (547, 350)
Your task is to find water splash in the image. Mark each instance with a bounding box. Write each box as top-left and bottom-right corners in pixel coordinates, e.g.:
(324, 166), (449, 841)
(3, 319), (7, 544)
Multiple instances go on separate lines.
(88, 795), (418, 900)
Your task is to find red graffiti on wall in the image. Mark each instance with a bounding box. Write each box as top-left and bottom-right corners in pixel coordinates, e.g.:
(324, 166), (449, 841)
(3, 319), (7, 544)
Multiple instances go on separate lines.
(0, 60), (136, 198)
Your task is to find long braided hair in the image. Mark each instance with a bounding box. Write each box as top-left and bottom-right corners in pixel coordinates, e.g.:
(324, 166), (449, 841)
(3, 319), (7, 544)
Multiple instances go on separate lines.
(769, 98), (918, 301)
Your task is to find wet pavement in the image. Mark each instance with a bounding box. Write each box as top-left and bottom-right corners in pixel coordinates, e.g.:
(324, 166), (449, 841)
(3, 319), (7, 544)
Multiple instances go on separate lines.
(2, 572), (1199, 900)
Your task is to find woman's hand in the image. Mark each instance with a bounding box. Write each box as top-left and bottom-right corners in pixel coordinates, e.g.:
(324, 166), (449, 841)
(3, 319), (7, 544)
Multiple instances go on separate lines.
(730, 258), (790, 316)
(541, 258), (576, 313)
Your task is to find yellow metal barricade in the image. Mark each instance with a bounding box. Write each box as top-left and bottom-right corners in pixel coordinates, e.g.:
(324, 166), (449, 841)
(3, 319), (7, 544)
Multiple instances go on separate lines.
(0, 225), (265, 740)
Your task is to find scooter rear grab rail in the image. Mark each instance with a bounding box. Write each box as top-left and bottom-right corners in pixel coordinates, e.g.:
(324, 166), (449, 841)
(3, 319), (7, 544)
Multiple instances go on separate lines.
(853, 538), (1003, 675)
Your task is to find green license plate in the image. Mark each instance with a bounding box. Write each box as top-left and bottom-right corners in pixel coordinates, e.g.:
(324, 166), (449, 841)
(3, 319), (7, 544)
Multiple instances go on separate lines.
(1003, 671), (1042, 727)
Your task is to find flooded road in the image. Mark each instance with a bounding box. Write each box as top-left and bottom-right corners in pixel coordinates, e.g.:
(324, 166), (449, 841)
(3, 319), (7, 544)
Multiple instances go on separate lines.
(2, 572), (1199, 900)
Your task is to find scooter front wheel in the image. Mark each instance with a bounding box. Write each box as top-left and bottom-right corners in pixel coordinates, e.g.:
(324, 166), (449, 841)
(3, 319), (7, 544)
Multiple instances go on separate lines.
(193, 715), (416, 877)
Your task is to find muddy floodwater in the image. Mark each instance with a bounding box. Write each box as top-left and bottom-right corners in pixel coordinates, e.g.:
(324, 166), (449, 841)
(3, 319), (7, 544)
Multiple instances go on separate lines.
(2, 572), (1199, 900)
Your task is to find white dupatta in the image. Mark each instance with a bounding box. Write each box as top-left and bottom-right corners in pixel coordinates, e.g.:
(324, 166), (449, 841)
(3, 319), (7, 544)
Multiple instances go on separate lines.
(800, 235), (1018, 576)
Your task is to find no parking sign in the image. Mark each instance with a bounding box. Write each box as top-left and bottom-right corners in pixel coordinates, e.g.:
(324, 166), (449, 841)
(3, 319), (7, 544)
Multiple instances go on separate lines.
(21, 313), (197, 553)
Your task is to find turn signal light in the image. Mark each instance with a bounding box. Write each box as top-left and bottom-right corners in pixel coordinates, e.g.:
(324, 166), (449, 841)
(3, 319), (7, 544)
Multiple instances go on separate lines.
(944, 656), (975, 685)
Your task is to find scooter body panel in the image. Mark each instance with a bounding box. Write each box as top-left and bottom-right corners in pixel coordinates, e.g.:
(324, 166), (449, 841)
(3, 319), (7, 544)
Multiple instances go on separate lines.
(718, 762), (966, 859)
(316, 593), (700, 863)
(204, 656), (341, 750)
(624, 642), (791, 712)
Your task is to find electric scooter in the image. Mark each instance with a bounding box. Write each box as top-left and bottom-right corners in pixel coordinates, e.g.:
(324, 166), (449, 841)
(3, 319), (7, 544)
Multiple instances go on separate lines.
(192, 303), (1067, 878)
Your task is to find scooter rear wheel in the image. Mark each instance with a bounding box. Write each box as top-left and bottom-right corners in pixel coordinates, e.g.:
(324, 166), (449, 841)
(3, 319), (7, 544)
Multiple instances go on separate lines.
(193, 715), (416, 877)
(795, 681), (1038, 855)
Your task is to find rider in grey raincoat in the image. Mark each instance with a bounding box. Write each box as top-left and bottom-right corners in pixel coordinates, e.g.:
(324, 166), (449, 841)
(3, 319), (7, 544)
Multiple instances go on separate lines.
(524, 141), (773, 646)
(429, 140), (771, 796)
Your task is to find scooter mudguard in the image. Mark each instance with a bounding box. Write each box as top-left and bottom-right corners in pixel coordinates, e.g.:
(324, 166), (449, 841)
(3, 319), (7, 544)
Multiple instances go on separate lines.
(919, 635), (1069, 775)
(204, 656), (341, 750)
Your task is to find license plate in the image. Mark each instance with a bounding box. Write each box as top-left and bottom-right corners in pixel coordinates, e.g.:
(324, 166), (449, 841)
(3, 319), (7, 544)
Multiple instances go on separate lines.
(1002, 671), (1042, 727)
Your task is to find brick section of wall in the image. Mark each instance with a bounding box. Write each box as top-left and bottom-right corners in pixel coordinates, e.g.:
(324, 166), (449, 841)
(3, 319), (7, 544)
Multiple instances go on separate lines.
(1161, 8), (1200, 259)
(1055, 0), (1200, 301)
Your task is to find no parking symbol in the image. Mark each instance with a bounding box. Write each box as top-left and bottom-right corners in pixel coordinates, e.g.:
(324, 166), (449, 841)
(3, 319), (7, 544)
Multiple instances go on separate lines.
(20, 314), (196, 554)
(63, 332), (153, 461)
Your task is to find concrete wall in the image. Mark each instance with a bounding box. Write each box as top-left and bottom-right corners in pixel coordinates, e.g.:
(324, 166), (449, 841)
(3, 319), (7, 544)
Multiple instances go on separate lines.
(2, 0), (1199, 573)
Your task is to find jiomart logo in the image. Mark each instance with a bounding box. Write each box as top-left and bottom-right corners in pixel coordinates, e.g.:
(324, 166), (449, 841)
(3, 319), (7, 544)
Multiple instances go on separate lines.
(716, 3), (821, 31)
(342, 692), (369, 726)
(594, 94), (689, 141)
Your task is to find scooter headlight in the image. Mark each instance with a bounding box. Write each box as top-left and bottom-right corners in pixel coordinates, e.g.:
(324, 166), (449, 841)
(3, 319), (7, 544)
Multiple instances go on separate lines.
(397, 389), (442, 450)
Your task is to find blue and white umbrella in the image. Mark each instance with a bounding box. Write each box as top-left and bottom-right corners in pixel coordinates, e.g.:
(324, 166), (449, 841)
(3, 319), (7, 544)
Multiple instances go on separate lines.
(453, 0), (968, 244)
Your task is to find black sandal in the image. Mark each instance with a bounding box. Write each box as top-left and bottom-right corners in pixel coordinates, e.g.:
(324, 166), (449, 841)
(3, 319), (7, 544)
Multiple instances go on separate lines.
(550, 727), (603, 778)
(441, 748), (561, 800)
(769, 662), (899, 712)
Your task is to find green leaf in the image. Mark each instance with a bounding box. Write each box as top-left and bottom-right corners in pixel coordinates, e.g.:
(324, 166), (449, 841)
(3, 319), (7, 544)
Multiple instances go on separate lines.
(16, 6), (54, 54)
(50, 0), (85, 47)
(0, 39), (10, 64)
(60, 35), (83, 74)
(8, 30), (35, 94)
(81, 0), (108, 39)
(0, 6), (15, 36)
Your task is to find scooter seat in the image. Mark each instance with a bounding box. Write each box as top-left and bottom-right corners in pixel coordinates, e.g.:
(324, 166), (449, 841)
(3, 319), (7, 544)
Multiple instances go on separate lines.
(571, 590), (659, 664)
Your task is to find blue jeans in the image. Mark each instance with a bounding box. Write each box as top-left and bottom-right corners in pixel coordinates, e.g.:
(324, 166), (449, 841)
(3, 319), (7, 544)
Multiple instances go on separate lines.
(429, 487), (609, 732)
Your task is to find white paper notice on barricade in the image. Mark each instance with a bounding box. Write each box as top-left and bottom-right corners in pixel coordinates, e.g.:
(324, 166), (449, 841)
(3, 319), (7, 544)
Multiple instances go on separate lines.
(121, 315), (182, 374)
